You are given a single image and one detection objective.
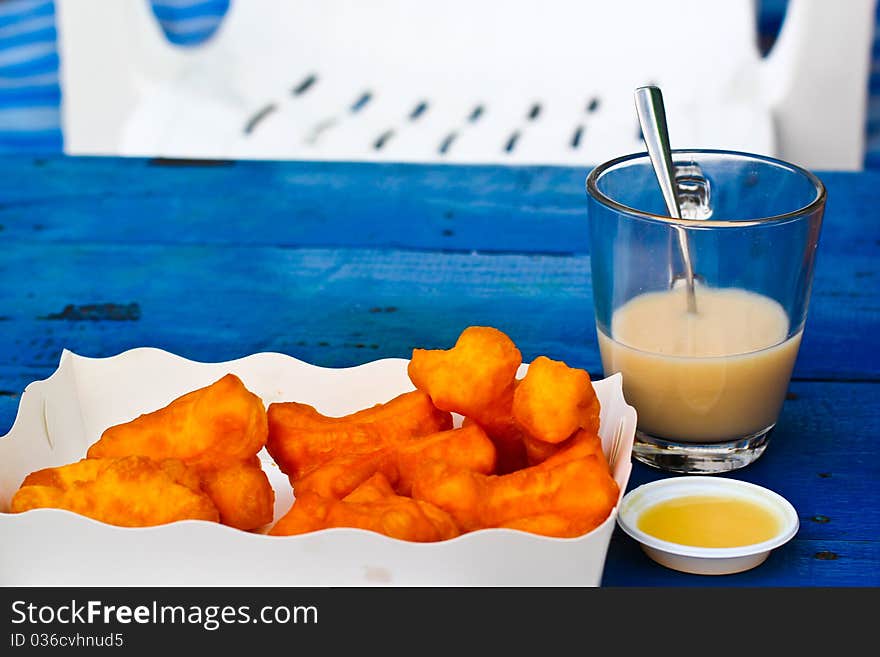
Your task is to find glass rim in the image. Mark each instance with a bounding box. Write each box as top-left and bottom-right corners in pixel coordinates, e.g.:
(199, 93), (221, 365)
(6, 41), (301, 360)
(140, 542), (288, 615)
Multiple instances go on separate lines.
(585, 148), (827, 228)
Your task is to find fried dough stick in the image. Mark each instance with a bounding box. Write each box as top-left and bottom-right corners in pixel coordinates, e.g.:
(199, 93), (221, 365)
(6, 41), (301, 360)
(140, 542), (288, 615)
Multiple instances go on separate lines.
(87, 374), (273, 530)
(408, 327), (522, 419)
(269, 473), (460, 542)
(513, 356), (600, 444)
(408, 327), (527, 472)
(513, 357), (601, 466)
(412, 432), (618, 538)
(11, 456), (219, 527)
(271, 390), (451, 432)
(266, 390), (453, 480)
(88, 374), (267, 466)
(199, 456), (275, 530)
(521, 426), (608, 466)
(294, 424), (496, 498)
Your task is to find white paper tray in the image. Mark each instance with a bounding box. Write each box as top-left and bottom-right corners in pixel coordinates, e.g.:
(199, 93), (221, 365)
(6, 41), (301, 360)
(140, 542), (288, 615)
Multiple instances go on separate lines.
(0, 348), (635, 586)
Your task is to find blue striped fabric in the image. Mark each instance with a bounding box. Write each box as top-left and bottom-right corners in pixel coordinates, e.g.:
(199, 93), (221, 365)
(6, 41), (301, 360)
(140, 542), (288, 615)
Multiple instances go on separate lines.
(0, 0), (228, 153)
(865, 5), (880, 168)
(0, 0), (61, 153)
(149, 0), (230, 46)
(756, 0), (787, 56)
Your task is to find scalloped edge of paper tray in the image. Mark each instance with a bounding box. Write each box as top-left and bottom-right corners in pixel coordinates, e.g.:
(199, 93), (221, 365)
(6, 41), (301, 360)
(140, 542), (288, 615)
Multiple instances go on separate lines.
(0, 348), (635, 586)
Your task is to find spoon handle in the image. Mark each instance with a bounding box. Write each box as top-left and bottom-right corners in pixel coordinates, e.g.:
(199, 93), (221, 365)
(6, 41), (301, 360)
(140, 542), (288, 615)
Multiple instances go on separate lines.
(634, 85), (698, 313)
(635, 86), (682, 218)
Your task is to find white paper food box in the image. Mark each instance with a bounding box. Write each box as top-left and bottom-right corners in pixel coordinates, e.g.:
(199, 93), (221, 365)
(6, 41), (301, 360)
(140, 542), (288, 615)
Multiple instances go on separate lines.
(0, 349), (635, 586)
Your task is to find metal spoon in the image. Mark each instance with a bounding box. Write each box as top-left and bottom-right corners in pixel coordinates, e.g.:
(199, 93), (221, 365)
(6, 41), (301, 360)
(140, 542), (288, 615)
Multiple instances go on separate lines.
(634, 85), (698, 314)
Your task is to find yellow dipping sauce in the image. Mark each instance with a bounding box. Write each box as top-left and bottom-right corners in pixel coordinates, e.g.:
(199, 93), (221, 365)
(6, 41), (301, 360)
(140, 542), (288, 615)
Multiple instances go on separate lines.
(637, 495), (780, 548)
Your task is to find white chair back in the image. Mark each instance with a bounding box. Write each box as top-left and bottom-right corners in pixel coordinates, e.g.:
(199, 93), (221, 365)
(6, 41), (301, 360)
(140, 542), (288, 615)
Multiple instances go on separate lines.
(55, 0), (877, 169)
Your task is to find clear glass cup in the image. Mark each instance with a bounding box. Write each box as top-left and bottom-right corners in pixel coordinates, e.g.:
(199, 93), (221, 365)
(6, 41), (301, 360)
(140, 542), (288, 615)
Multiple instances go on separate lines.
(586, 150), (826, 473)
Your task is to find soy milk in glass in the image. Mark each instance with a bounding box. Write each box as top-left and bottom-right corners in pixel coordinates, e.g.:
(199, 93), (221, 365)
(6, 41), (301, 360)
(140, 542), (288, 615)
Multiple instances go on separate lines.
(586, 150), (825, 473)
(598, 283), (801, 442)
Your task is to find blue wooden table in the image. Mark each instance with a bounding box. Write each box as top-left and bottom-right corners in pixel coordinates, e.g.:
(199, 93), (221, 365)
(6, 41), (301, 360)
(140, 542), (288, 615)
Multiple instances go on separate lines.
(0, 156), (877, 586)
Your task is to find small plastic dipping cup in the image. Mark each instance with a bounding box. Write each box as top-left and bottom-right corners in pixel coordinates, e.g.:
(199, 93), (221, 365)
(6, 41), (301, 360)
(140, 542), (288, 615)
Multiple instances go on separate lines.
(586, 150), (826, 473)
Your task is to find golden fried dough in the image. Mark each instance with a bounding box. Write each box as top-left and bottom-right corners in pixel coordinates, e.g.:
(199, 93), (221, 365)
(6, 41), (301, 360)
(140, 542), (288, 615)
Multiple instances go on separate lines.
(199, 457), (275, 530)
(522, 421), (606, 466)
(521, 427), (609, 468)
(408, 326), (527, 474)
(461, 384), (528, 474)
(522, 432), (565, 465)
(13, 324), (618, 541)
(411, 432), (618, 538)
(269, 473), (460, 542)
(271, 390), (451, 432)
(499, 513), (599, 537)
(293, 424), (497, 499)
(408, 327), (527, 473)
(408, 328), (605, 475)
(266, 390), (453, 481)
(540, 429), (607, 466)
(513, 356), (600, 445)
(19, 458), (108, 490)
(342, 470), (397, 502)
(293, 450), (397, 500)
(408, 326), (521, 420)
(85, 374), (272, 530)
(88, 374), (268, 468)
(11, 456), (219, 527)
(393, 424), (495, 494)
(267, 421), (386, 481)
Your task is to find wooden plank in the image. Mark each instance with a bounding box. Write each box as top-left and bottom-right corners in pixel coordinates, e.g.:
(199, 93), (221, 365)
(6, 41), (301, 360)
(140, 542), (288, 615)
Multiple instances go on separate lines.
(624, 380), (880, 540)
(608, 378), (880, 584)
(0, 244), (875, 381)
(0, 244), (593, 371)
(603, 536), (878, 586)
(0, 366), (49, 436)
(0, 157), (591, 254)
(0, 157), (877, 258)
(2, 158), (875, 378)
